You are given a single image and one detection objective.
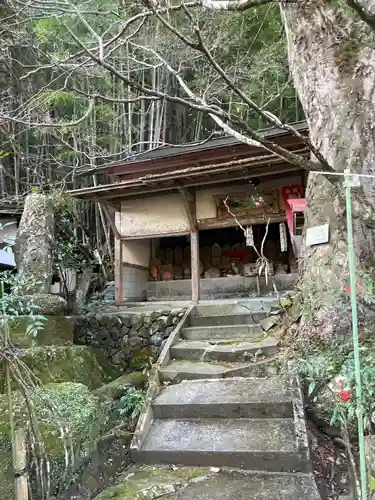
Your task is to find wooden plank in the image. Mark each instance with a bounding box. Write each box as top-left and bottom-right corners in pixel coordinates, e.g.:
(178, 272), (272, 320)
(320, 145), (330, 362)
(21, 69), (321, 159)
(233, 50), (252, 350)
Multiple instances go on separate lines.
(120, 230), (189, 240)
(191, 230), (200, 303)
(77, 162), (305, 202)
(198, 215), (287, 231)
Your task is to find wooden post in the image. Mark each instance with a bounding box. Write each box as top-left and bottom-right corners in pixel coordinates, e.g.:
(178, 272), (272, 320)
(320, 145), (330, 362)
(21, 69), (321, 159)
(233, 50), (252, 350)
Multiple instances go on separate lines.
(14, 428), (28, 500)
(191, 230), (200, 303)
(114, 212), (123, 305)
(178, 188), (200, 303)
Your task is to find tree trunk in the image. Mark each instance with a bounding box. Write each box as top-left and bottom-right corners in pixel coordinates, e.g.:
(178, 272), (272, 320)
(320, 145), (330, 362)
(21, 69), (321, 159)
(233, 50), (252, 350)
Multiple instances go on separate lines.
(15, 193), (54, 294)
(281, 1), (375, 341)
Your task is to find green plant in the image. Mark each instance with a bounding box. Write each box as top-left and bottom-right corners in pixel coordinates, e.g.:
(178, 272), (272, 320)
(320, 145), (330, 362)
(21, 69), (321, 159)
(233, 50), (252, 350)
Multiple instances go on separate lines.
(0, 272), (48, 337)
(291, 338), (350, 397)
(118, 388), (146, 421)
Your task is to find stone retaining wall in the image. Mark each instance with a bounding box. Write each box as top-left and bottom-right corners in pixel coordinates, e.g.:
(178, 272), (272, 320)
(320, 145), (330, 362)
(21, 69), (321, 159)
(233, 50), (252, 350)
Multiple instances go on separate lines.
(73, 309), (185, 368)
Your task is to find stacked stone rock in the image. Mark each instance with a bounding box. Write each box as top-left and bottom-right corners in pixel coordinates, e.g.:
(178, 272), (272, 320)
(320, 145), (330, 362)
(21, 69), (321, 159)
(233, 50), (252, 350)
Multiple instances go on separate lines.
(74, 309), (186, 368)
(0, 294), (185, 498)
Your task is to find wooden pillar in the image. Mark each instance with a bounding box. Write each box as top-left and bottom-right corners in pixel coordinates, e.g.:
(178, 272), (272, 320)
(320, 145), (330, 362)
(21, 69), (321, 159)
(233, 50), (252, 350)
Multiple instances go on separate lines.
(178, 187), (200, 303)
(114, 211), (123, 305)
(191, 230), (200, 303)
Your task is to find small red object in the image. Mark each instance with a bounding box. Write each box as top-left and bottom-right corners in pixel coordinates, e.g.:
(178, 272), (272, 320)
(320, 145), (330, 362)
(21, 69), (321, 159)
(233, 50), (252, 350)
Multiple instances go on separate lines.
(337, 380), (353, 402)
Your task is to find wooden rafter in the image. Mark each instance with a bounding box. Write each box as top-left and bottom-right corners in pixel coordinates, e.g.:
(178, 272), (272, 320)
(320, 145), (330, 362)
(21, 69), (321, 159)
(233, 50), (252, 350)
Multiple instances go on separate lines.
(178, 187), (196, 231)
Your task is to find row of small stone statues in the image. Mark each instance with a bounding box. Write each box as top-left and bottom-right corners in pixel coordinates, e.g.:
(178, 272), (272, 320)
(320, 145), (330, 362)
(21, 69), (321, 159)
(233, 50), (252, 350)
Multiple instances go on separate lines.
(149, 241), (282, 281)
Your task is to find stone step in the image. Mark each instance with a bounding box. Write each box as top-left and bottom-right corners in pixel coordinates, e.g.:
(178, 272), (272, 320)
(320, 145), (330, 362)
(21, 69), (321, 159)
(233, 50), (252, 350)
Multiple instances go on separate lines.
(137, 418), (308, 472)
(181, 324), (264, 341)
(93, 466), (320, 500)
(159, 359), (276, 383)
(171, 470), (320, 500)
(192, 298), (279, 317)
(153, 377), (293, 419)
(189, 312), (267, 327)
(171, 337), (278, 362)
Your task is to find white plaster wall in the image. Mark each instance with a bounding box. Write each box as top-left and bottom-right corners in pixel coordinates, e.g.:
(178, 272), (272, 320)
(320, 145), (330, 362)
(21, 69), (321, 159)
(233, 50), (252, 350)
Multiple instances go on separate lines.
(196, 175), (303, 222)
(122, 239), (150, 267)
(0, 218), (17, 248)
(121, 194), (189, 237)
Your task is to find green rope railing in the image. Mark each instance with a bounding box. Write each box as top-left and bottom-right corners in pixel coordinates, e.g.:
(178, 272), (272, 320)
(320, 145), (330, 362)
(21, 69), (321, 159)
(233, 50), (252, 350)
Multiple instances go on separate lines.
(310, 169), (368, 499)
(344, 169), (367, 500)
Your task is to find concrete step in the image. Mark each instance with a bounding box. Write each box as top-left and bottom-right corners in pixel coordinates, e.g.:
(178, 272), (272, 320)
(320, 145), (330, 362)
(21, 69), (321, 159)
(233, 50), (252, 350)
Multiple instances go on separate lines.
(138, 418), (308, 472)
(159, 359), (277, 382)
(192, 298), (279, 317)
(94, 466), (320, 500)
(181, 324), (264, 341)
(169, 470), (321, 500)
(153, 377), (293, 419)
(171, 337), (278, 362)
(189, 312), (267, 327)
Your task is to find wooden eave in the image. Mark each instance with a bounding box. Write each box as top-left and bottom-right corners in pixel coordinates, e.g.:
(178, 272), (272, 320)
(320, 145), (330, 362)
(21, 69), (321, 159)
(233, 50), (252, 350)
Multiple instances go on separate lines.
(69, 125), (309, 205)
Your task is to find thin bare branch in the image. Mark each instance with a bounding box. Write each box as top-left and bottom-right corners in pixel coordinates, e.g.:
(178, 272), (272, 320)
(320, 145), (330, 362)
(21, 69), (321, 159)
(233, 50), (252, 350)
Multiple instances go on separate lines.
(150, 1), (332, 170)
(201, 0), (294, 11)
(346, 0), (375, 30)
(0, 99), (95, 128)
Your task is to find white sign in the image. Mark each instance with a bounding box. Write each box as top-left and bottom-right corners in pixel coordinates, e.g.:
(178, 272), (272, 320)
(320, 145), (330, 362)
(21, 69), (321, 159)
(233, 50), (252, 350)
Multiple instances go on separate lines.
(306, 224), (330, 247)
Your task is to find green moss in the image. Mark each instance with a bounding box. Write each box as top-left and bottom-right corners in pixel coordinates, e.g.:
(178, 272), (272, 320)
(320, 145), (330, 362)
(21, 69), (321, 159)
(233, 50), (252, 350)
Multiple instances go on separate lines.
(130, 347), (153, 371)
(279, 297), (292, 309)
(216, 335), (269, 346)
(5, 346), (114, 390)
(334, 39), (360, 74)
(173, 359), (235, 368)
(93, 373), (148, 401)
(94, 466), (210, 499)
(123, 372), (149, 388)
(0, 382), (107, 497)
(7, 315), (74, 348)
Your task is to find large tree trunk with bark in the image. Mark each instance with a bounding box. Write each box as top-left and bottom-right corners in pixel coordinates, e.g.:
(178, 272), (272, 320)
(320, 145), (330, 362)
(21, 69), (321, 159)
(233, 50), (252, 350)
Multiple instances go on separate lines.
(281, 1), (375, 341)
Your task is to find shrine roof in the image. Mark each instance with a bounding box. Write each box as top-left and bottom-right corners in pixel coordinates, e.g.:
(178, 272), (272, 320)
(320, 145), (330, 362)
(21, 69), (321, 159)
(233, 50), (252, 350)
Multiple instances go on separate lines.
(69, 121), (309, 205)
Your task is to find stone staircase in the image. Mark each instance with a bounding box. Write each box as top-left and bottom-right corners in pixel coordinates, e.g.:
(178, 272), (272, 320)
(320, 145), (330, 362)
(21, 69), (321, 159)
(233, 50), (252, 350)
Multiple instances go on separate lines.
(159, 299), (280, 383)
(133, 299), (321, 499)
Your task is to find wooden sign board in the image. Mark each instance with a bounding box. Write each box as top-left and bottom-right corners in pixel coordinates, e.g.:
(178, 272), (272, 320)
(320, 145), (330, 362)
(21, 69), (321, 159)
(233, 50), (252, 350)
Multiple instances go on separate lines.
(306, 224), (330, 247)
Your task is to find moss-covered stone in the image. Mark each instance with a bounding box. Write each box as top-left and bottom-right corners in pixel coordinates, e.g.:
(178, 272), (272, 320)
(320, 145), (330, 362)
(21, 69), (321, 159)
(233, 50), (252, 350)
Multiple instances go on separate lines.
(1, 346), (115, 390)
(94, 466), (210, 499)
(94, 373), (146, 401)
(279, 297), (293, 309)
(130, 347), (153, 371)
(29, 293), (67, 315)
(123, 371), (149, 388)
(0, 382), (107, 498)
(7, 315), (74, 348)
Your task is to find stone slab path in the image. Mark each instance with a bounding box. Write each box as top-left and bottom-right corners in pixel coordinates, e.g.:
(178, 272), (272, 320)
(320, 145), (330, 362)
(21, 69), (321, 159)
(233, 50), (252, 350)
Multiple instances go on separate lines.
(94, 465), (321, 500)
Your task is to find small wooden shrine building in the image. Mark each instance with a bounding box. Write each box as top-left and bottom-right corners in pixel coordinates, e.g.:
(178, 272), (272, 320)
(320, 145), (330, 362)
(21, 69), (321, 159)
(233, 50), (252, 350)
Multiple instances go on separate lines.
(70, 123), (308, 304)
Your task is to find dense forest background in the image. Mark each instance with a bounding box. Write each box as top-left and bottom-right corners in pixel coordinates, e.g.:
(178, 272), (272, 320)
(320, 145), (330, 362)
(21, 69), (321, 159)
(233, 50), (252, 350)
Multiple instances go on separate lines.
(0, 0), (303, 201)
